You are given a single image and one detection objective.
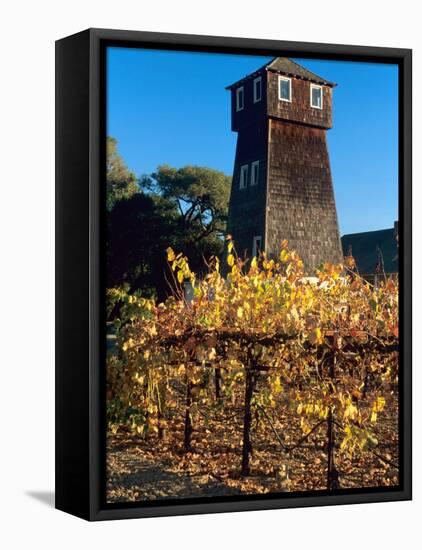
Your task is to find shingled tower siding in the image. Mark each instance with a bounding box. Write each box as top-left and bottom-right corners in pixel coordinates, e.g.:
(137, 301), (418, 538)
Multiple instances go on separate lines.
(226, 58), (343, 273)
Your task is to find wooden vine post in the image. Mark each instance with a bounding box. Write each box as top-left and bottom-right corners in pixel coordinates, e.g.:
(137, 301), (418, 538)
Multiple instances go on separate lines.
(183, 376), (193, 452)
(241, 368), (254, 476)
(241, 347), (256, 476)
(326, 349), (340, 490)
(156, 380), (166, 440)
(214, 368), (221, 399)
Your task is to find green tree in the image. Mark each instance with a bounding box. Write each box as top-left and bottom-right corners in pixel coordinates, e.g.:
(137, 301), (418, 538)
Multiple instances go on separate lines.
(107, 161), (231, 303)
(144, 164), (231, 245)
(106, 137), (138, 210)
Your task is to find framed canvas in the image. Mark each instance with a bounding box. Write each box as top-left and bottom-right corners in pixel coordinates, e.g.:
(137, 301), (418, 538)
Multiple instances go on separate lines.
(55, 28), (412, 521)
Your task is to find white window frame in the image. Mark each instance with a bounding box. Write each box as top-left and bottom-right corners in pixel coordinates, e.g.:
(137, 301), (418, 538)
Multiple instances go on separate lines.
(236, 86), (244, 111)
(239, 164), (249, 189)
(310, 84), (323, 109)
(252, 236), (262, 258)
(278, 76), (292, 102)
(253, 77), (262, 103)
(251, 160), (259, 186)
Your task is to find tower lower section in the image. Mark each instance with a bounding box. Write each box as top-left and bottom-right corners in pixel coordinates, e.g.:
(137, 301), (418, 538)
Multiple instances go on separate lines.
(227, 123), (268, 260)
(265, 119), (342, 272)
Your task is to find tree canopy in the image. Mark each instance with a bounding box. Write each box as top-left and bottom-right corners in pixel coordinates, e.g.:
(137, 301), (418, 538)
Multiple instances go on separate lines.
(106, 139), (231, 303)
(107, 193), (179, 300)
(106, 137), (139, 210)
(144, 164), (231, 245)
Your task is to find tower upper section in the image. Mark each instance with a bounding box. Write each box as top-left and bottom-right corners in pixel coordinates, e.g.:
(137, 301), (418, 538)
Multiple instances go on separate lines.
(226, 57), (336, 132)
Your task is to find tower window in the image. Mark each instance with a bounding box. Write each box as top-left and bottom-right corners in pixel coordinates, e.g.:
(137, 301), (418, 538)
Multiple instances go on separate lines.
(251, 161), (259, 186)
(236, 86), (244, 111)
(252, 236), (262, 257)
(310, 84), (323, 109)
(253, 77), (262, 103)
(239, 164), (249, 189)
(278, 76), (292, 102)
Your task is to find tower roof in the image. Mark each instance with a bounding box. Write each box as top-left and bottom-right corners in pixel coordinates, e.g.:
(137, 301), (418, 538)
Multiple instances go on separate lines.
(226, 57), (336, 89)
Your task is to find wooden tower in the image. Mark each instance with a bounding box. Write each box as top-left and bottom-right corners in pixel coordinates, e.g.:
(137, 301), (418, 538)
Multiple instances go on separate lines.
(226, 57), (343, 272)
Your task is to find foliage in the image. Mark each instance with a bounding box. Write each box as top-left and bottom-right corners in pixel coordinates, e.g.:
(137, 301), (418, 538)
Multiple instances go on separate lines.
(106, 193), (179, 301)
(143, 164), (231, 243)
(106, 137), (139, 210)
(107, 239), (399, 490)
(107, 161), (231, 302)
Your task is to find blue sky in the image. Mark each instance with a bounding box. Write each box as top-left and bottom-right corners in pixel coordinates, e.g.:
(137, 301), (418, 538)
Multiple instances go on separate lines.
(107, 47), (398, 236)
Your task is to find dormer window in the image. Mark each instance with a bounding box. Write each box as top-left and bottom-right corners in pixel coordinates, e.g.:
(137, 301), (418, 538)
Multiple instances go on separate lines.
(253, 77), (262, 103)
(278, 76), (292, 102)
(236, 86), (244, 111)
(310, 84), (323, 109)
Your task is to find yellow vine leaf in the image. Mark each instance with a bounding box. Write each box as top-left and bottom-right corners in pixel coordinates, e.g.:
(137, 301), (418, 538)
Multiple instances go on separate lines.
(167, 247), (175, 262)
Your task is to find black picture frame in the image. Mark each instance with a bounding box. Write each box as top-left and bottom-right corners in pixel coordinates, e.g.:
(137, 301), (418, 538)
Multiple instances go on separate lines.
(55, 28), (412, 521)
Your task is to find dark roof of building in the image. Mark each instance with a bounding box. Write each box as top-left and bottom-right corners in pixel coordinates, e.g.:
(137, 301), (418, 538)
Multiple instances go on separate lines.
(266, 58), (336, 86)
(341, 227), (398, 274)
(226, 57), (336, 90)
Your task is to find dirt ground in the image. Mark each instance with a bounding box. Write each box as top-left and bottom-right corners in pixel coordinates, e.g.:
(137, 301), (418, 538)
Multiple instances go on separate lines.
(106, 391), (399, 503)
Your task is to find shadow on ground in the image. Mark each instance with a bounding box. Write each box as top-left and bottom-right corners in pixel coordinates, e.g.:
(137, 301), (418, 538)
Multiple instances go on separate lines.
(107, 451), (242, 502)
(26, 491), (55, 508)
